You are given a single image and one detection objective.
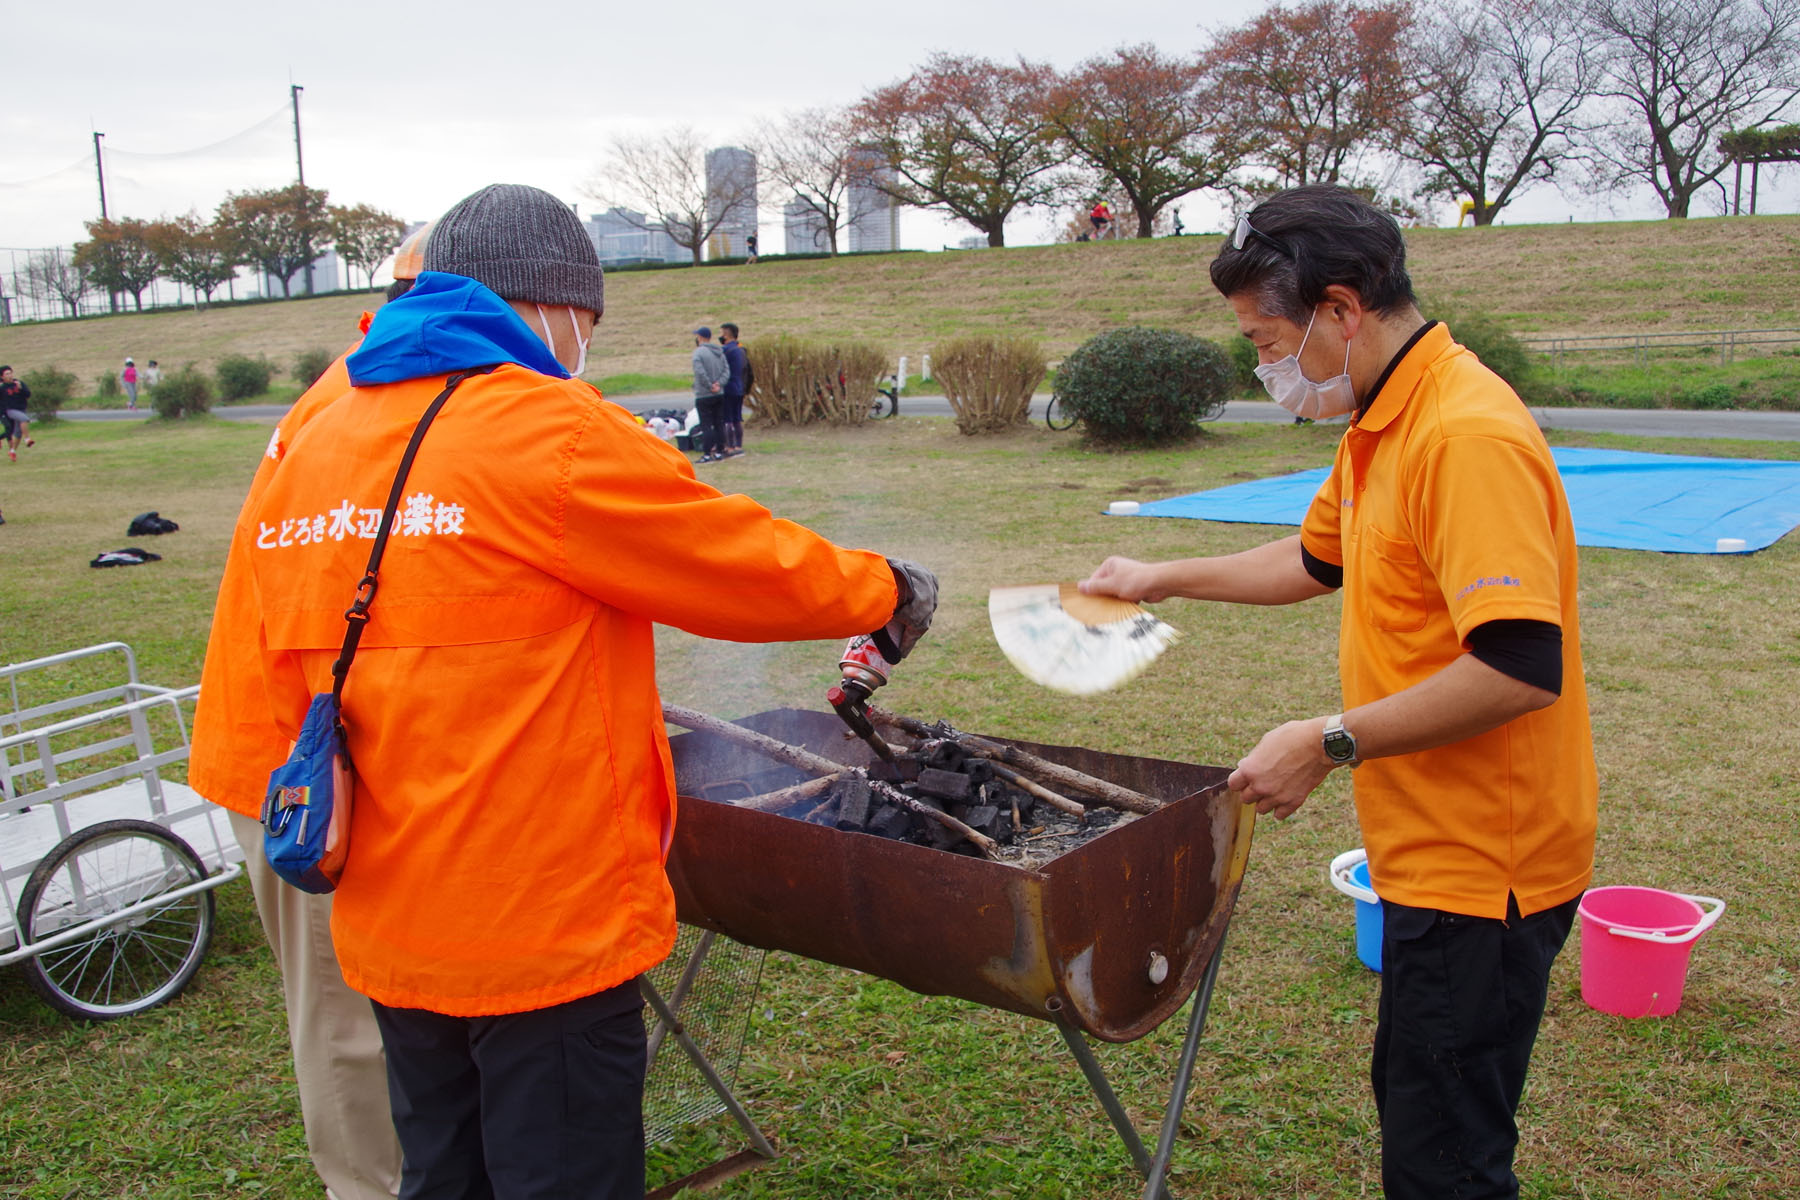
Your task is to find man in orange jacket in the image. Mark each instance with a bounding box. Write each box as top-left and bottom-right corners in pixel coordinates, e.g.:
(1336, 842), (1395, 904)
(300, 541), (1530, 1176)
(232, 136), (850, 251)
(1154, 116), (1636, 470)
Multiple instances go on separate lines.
(215, 183), (937, 1200)
(190, 254), (430, 1199)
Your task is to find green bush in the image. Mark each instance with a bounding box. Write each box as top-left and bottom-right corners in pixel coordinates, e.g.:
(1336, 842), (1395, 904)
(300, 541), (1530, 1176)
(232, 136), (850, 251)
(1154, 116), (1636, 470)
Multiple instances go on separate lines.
(23, 366), (78, 420)
(95, 371), (121, 399)
(1051, 327), (1234, 445)
(1224, 334), (1261, 396)
(152, 363), (214, 419)
(293, 347), (336, 388)
(932, 336), (1048, 434)
(1424, 304), (1534, 393)
(215, 354), (275, 402)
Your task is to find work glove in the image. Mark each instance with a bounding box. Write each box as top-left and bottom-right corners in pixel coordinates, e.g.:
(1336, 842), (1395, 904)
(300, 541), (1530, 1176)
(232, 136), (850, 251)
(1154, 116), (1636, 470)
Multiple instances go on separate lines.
(872, 558), (938, 663)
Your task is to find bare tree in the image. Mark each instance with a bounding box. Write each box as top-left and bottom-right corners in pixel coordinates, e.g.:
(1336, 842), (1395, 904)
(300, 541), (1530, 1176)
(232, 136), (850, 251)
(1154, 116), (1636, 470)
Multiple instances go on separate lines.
(21, 249), (89, 317)
(1206, 0), (1418, 191)
(753, 107), (880, 256)
(854, 53), (1064, 248)
(1585, 0), (1800, 217)
(1398, 0), (1597, 225)
(1041, 44), (1245, 238)
(583, 127), (756, 266)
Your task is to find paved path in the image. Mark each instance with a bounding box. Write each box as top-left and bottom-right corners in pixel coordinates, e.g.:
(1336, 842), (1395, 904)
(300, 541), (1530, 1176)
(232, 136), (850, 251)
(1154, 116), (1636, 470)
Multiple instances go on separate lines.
(60, 397), (1800, 441)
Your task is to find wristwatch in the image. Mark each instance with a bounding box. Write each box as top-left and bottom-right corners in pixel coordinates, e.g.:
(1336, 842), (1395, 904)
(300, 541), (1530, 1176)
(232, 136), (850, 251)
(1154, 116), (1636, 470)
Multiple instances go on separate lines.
(1322, 714), (1360, 768)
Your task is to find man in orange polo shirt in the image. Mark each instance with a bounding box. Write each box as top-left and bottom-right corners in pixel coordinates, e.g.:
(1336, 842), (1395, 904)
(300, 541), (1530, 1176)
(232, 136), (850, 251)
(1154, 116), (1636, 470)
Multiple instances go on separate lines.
(1082, 184), (1595, 1199)
(219, 183), (936, 1200)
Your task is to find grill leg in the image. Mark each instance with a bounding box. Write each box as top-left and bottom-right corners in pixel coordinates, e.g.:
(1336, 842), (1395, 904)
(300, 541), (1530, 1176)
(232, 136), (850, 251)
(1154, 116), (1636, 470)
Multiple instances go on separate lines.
(639, 975), (778, 1164)
(1054, 934), (1230, 1200)
(645, 929), (717, 1072)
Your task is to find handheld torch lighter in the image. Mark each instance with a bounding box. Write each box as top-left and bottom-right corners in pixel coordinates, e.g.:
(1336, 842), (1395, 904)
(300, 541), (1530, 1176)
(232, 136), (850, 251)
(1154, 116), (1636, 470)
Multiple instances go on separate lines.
(827, 633), (896, 762)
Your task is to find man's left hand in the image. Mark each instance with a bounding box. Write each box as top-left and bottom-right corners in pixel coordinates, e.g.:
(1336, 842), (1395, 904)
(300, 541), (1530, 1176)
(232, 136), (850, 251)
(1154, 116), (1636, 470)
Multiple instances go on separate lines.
(1227, 717), (1335, 819)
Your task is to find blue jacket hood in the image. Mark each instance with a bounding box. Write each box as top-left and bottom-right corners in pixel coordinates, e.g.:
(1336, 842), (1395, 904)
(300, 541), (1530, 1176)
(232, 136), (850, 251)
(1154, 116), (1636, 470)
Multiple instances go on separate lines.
(347, 271), (570, 386)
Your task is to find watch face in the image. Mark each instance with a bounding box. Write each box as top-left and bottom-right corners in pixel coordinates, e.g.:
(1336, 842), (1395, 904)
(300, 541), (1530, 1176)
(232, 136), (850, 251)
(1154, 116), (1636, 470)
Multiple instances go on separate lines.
(1324, 730), (1356, 761)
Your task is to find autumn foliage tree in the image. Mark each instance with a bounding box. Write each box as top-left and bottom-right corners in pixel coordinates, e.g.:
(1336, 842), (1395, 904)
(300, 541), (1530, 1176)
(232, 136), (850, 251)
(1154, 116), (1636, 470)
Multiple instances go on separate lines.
(1040, 44), (1244, 238)
(74, 218), (163, 312)
(144, 212), (240, 308)
(216, 184), (330, 297)
(855, 53), (1064, 248)
(329, 203), (408, 289)
(1207, 0), (1417, 192)
(1398, 0), (1596, 224)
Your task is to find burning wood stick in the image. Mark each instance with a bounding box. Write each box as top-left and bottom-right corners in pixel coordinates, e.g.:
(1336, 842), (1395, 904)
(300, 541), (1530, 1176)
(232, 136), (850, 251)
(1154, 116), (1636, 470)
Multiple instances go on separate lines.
(662, 704), (1000, 859)
(988, 762), (1087, 819)
(864, 705), (1161, 816)
(732, 773), (840, 813)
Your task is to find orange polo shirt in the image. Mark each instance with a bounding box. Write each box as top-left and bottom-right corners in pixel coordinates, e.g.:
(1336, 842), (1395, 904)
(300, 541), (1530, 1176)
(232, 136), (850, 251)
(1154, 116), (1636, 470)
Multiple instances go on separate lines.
(242, 365), (896, 1015)
(1299, 324), (1597, 919)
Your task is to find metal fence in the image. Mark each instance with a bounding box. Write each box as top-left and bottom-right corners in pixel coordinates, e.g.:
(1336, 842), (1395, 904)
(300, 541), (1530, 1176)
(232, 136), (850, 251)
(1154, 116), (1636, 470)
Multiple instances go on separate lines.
(1520, 328), (1800, 368)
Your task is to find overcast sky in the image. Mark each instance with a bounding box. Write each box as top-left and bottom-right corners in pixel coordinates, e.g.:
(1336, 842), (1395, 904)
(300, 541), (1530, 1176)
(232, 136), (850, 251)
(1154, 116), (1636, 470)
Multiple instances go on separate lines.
(3, 0), (1792, 258)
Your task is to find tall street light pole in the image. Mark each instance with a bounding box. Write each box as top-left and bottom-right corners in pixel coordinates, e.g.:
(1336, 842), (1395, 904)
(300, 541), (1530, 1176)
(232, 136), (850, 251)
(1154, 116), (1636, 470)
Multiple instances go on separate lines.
(291, 83), (314, 295)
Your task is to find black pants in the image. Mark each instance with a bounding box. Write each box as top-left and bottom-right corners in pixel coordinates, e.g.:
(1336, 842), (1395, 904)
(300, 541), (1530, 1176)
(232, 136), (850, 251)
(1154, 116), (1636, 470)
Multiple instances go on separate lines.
(372, 980), (647, 1200)
(1373, 894), (1578, 1200)
(695, 396), (726, 456)
(721, 393), (744, 449)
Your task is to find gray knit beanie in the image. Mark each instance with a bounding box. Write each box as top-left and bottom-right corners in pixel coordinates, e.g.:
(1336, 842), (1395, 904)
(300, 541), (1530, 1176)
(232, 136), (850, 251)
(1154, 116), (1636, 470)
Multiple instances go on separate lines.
(424, 184), (605, 315)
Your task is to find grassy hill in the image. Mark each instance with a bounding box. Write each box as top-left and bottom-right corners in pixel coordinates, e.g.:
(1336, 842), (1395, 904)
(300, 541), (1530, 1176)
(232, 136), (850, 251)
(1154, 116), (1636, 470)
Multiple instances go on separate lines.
(3, 214), (1796, 390)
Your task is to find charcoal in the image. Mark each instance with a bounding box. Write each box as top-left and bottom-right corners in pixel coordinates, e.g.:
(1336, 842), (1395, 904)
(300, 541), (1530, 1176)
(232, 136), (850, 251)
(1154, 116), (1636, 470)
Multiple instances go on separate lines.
(965, 759), (996, 785)
(833, 779), (873, 831)
(871, 757), (920, 783)
(924, 740), (966, 771)
(963, 804), (1004, 841)
(867, 806), (914, 841)
(915, 767), (973, 802)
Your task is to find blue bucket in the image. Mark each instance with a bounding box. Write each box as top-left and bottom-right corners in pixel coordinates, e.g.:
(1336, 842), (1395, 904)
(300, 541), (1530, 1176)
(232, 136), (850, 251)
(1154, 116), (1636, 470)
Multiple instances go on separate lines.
(1329, 848), (1383, 973)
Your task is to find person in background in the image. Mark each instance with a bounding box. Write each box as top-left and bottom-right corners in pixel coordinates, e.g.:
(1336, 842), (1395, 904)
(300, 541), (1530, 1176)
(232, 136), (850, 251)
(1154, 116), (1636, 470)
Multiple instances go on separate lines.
(187, 230), (433, 1200)
(745, 231), (758, 264)
(719, 322), (751, 458)
(1088, 199), (1113, 240)
(143, 360), (162, 390)
(120, 358), (139, 411)
(218, 182), (937, 1198)
(1082, 184), (1595, 1200)
(691, 325), (729, 463)
(1, 366), (32, 463)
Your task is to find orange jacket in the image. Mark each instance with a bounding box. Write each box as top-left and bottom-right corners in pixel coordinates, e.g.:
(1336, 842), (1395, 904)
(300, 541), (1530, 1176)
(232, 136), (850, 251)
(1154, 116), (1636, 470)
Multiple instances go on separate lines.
(241, 364), (895, 1016)
(190, 338), (364, 817)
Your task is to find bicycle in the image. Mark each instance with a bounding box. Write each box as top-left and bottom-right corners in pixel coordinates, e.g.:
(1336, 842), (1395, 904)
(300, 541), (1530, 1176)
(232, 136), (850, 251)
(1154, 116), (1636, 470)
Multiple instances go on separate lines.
(1044, 394), (1076, 431)
(871, 376), (899, 419)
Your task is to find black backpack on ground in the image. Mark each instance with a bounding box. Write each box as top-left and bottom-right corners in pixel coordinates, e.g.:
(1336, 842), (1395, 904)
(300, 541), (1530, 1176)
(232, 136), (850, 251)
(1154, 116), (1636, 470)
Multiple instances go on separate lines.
(127, 511), (180, 536)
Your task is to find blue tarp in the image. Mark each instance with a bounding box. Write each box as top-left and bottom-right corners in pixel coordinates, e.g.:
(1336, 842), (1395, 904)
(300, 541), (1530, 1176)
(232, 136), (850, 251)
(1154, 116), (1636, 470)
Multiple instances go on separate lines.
(1130, 447), (1800, 554)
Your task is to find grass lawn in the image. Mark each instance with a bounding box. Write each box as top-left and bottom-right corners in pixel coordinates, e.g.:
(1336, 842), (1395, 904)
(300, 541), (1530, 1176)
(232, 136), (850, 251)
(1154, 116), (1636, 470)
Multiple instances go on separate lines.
(1, 413), (1796, 1198)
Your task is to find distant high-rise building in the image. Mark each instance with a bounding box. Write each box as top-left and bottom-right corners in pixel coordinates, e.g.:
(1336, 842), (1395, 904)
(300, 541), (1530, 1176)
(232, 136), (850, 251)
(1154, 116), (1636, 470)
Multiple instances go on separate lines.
(846, 148), (901, 254)
(705, 146), (758, 260)
(583, 207), (687, 266)
(783, 198), (831, 255)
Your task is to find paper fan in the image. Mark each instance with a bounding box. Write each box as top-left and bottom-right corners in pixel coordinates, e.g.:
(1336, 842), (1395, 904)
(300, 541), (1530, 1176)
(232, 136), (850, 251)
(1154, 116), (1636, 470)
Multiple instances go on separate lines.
(988, 582), (1181, 695)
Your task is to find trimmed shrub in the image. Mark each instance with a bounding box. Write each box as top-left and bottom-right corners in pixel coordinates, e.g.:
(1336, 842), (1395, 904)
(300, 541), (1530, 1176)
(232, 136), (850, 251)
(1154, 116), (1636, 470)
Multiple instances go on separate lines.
(1224, 334), (1261, 396)
(24, 366), (78, 420)
(215, 353), (275, 402)
(293, 347), (336, 388)
(933, 336), (1048, 434)
(95, 371), (122, 399)
(744, 337), (888, 426)
(1052, 327), (1233, 445)
(1424, 304), (1534, 393)
(152, 363), (214, 419)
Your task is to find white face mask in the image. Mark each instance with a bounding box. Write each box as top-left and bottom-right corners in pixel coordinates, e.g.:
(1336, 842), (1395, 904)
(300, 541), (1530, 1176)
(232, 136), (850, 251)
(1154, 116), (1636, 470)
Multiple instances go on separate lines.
(1254, 308), (1357, 420)
(535, 305), (591, 376)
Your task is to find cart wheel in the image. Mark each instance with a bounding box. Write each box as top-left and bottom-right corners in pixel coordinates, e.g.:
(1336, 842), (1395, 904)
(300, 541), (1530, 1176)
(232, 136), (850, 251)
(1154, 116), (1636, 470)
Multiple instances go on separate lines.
(1045, 396), (1076, 431)
(15, 819), (215, 1021)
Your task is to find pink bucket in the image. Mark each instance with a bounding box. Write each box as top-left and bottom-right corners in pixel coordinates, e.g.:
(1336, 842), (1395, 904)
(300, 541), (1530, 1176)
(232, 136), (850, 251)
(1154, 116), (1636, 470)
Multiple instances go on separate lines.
(1578, 886), (1725, 1018)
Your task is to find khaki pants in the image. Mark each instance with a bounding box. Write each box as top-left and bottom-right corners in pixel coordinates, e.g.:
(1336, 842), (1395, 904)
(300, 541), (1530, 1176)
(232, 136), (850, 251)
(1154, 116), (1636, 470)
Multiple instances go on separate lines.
(229, 810), (402, 1200)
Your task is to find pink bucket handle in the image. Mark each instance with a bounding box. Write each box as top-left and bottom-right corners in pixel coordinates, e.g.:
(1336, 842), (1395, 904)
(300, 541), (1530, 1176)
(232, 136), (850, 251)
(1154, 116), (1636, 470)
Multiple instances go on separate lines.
(1606, 892), (1725, 945)
(1328, 848), (1378, 905)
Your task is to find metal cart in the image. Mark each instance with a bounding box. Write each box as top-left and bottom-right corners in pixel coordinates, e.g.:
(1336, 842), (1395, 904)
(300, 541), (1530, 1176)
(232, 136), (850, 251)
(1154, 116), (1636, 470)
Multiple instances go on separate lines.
(2, 643), (241, 1020)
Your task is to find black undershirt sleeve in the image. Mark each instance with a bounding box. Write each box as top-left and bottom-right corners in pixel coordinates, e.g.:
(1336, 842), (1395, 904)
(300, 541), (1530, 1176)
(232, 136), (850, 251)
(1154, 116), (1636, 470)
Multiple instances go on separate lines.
(1467, 619), (1562, 695)
(1301, 545), (1343, 590)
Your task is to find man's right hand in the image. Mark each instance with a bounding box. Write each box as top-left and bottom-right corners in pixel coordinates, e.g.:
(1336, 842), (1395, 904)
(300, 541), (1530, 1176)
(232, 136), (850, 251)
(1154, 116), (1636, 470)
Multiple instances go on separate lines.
(1079, 557), (1169, 603)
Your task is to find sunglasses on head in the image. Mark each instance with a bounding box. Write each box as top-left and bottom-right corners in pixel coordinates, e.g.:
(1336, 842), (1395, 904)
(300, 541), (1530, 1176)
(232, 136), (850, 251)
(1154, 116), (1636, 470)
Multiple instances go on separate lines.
(1233, 213), (1294, 259)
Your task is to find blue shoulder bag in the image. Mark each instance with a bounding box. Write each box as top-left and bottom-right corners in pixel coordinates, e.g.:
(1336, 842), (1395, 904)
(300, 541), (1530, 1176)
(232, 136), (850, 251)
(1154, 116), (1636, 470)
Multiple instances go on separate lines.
(262, 366), (495, 892)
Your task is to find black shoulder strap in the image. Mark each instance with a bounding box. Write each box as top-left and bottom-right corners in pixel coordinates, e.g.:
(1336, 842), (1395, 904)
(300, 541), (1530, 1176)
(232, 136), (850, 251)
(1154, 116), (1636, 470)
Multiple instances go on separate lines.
(329, 365), (498, 708)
